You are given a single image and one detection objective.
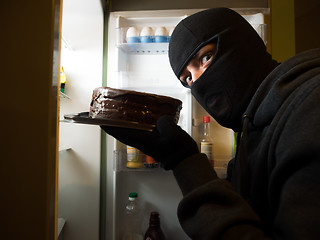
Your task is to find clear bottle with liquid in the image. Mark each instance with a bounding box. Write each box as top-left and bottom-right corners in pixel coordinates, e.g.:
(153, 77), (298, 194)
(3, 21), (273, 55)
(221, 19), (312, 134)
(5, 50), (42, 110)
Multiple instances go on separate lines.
(144, 212), (166, 240)
(126, 146), (144, 169)
(123, 192), (143, 240)
(200, 116), (214, 167)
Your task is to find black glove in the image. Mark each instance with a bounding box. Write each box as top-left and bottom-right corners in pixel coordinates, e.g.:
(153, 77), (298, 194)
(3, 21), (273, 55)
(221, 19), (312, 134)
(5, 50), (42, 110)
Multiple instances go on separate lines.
(101, 115), (199, 170)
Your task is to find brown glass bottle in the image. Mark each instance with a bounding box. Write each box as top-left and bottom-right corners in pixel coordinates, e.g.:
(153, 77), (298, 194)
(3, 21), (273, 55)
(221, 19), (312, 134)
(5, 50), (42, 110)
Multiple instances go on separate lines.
(144, 212), (165, 240)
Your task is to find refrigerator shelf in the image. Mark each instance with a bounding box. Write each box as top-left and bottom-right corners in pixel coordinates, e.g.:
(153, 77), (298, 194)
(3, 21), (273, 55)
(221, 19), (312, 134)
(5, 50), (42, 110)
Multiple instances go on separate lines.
(116, 23), (266, 55)
(114, 150), (165, 172)
(117, 42), (168, 55)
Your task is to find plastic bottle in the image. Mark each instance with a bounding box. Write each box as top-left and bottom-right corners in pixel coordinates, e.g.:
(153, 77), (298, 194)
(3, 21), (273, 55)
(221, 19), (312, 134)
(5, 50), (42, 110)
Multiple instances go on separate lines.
(123, 192), (143, 240)
(126, 146), (144, 168)
(144, 212), (165, 240)
(200, 116), (214, 167)
(60, 66), (67, 93)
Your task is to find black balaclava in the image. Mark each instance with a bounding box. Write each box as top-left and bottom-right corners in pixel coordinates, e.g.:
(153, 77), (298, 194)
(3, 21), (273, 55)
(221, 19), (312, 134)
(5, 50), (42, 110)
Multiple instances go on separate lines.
(169, 8), (279, 132)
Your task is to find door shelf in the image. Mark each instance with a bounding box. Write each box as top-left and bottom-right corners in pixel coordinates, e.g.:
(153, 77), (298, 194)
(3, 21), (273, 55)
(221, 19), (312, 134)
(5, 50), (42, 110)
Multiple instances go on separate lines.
(57, 218), (66, 239)
(116, 23), (266, 56)
(60, 91), (71, 99)
(114, 150), (164, 172)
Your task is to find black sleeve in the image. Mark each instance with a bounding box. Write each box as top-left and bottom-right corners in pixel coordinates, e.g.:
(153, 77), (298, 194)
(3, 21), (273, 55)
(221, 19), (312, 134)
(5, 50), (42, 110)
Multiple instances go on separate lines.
(172, 83), (320, 239)
(173, 154), (270, 239)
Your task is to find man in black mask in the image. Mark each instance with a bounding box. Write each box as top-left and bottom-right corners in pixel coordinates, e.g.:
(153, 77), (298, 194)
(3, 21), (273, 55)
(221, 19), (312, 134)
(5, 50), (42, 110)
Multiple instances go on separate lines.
(102, 8), (320, 239)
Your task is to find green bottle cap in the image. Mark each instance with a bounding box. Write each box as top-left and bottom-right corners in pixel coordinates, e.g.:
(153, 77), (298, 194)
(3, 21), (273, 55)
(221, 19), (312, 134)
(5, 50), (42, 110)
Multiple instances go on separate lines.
(129, 192), (138, 198)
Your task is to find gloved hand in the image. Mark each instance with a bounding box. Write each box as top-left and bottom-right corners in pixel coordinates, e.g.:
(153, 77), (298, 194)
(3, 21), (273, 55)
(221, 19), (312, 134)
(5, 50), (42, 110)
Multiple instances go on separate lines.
(101, 115), (199, 170)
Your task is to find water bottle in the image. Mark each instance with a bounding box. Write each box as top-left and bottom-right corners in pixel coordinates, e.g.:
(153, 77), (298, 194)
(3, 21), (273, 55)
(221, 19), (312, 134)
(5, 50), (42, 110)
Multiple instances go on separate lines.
(123, 192), (143, 240)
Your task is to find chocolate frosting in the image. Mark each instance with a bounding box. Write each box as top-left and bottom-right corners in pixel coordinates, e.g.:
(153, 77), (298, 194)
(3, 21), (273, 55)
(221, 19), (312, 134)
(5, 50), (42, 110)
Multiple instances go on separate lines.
(89, 87), (182, 125)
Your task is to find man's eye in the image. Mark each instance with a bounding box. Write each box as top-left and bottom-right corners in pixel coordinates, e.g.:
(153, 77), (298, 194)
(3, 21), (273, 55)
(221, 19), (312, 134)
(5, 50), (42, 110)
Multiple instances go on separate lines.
(201, 53), (213, 65)
(185, 76), (192, 84)
(180, 75), (192, 87)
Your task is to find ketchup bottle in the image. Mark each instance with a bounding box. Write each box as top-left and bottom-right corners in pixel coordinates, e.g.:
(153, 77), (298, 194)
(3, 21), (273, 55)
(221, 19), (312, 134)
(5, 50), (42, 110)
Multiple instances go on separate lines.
(200, 116), (214, 167)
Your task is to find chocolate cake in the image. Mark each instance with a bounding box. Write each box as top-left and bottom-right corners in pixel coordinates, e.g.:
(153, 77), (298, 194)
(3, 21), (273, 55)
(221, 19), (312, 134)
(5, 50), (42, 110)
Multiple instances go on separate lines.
(89, 87), (182, 125)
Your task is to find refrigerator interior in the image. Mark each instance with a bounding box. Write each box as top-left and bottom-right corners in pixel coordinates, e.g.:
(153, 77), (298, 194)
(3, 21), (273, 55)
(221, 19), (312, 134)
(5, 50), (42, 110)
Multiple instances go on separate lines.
(106, 8), (268, 240)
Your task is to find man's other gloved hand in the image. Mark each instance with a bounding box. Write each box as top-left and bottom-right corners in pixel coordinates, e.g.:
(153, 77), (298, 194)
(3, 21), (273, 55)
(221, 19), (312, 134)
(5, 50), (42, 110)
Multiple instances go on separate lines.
(101, 115), (199, 170)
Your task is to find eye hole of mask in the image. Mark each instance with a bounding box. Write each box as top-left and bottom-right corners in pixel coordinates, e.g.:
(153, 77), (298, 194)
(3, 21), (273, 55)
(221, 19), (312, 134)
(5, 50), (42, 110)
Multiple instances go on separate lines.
(178, 38), (219, 89)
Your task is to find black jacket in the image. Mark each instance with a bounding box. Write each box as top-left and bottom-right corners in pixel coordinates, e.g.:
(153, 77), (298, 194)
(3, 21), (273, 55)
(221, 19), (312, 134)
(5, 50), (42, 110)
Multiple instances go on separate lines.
(173, 48), (320, 239)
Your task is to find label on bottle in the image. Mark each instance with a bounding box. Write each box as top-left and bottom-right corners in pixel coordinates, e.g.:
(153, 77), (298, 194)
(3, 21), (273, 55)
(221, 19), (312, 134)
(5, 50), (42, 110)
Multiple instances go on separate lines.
(126, 146), (143, 168)
(200, 142), (214, 167)
(127, 146), (139, 161)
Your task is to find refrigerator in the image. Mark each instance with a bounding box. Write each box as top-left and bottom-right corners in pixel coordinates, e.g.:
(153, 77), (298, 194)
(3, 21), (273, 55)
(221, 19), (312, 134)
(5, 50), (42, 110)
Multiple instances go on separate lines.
(57, 1), (268, 239)
(104, 8), (268, 240)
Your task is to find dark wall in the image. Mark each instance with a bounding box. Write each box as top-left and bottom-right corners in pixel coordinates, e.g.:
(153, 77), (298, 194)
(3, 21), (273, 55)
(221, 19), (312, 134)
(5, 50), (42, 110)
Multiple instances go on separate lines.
(295, 0), (320, 53)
